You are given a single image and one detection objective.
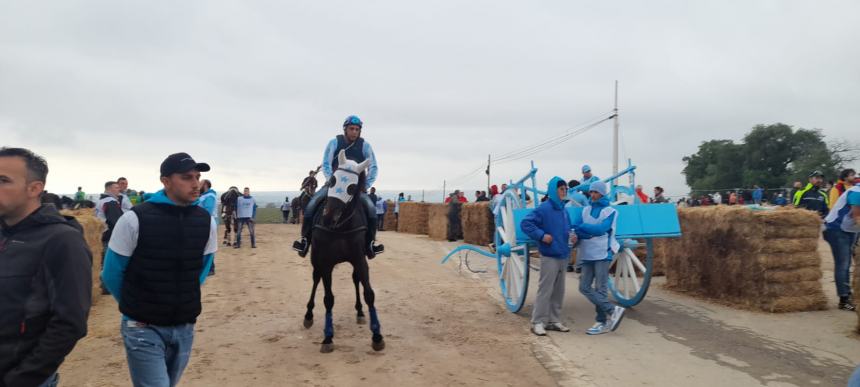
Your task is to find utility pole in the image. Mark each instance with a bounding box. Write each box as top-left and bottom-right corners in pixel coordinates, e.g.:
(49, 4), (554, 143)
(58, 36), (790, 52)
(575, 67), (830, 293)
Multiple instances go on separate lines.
(442, 180), (446, 202)
(486, 154), (491, 191)
(612, 80), (620, 175)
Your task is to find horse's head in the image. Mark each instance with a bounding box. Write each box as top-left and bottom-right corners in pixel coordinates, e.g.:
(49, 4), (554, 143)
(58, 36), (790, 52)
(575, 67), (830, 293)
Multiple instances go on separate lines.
(323, 150), (370, 224)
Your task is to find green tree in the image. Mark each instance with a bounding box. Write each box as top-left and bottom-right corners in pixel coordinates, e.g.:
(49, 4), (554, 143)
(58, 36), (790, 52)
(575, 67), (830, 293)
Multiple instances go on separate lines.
(682, 140), (744, 191)
(682, 123), (852, 192)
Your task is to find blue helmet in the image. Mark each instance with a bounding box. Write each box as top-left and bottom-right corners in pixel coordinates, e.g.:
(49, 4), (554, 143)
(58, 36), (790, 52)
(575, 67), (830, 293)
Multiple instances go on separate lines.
(343, 115), (363, 128)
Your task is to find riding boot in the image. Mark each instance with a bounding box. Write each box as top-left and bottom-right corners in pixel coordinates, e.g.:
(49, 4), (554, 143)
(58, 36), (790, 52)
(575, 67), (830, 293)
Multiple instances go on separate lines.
(293, 218), (312, 257)
(293, 187), (327, 257)
(362, 194), (384, 259)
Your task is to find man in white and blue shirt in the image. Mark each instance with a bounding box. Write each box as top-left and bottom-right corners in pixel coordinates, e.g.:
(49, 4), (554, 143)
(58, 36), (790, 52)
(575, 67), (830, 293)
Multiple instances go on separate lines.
(823, 184), (860, 311)
(235, 187), (257, 249)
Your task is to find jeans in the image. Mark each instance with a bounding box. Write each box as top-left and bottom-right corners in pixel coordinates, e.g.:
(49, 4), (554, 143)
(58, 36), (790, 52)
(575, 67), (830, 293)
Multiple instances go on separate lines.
(282, 210), (290, 223)
(236, 218), (256, 246)
(377, 214), (385, 230)
(122, 321), (195, 387)
(38, 373), (59, 387)
(823, 228), (857, 298)
(579, 260), (615, 323)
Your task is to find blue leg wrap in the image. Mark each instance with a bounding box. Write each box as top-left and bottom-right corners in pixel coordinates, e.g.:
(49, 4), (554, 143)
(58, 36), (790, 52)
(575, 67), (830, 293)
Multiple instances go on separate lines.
(369, 308), (381, 335)
(324, 312), (334, 338)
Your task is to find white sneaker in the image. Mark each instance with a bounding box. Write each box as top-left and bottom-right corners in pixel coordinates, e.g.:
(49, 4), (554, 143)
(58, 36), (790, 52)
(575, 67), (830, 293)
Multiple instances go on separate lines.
(545, 322), (571, 332)
(608, 305), (626, 332)
(586, 322), (607, 335)
(531, 323), (547, 336)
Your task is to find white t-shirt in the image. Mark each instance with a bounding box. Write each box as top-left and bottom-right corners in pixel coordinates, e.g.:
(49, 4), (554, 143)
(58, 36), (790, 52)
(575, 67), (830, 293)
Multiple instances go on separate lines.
(109, 211), (218, 257)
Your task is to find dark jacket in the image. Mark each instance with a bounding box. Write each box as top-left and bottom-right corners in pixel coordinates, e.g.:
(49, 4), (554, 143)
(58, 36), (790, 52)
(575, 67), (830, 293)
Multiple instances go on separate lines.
(99, 194), (123, 242)
(794, 183), (829, 218)
(120, 202), (211, 326)
(520, 177), (572, 259)
(0, 205), (92, 387)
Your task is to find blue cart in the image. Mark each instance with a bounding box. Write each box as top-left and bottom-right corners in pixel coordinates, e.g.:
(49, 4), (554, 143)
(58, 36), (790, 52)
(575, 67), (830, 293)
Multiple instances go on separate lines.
(441, 161), (681, 313)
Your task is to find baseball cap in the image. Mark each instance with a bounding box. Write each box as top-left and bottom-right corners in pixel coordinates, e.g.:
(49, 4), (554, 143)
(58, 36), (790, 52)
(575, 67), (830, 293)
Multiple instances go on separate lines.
(582, 164), (591, 173)
(160, 152), (210, 177)
(808, 170), (824, 178)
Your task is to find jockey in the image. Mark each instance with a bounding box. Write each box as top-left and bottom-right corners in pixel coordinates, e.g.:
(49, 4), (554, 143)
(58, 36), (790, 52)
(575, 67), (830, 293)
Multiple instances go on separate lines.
(293, 115), (384, 258)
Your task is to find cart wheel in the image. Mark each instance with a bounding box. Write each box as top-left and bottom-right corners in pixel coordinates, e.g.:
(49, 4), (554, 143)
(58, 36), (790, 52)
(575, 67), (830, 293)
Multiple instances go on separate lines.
(608, 239), (653, 307)
(495, 191), (530, 313)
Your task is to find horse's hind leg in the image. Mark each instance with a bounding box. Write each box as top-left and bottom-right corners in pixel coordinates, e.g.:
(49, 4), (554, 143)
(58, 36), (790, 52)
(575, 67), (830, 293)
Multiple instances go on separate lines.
(320, 270), (335, 353)
(353, 268), (366, 324)
(304, 270), (321, 329)
(356, 259), (384, 351)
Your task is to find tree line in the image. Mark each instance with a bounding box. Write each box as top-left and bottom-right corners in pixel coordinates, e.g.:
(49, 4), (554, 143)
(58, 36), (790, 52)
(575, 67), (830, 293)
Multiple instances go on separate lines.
(682, 123), (858, 192)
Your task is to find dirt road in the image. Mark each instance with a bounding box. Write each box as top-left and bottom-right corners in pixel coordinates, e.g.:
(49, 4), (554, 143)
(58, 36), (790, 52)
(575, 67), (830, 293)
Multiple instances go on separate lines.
(60, 224), (556, 386)
(60, 224), (859, 386)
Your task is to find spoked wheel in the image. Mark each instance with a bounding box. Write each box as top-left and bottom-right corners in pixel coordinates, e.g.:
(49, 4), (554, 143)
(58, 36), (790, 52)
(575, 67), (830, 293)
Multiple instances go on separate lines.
(495, 190), (530, 313)
(608, 239), (653, 307)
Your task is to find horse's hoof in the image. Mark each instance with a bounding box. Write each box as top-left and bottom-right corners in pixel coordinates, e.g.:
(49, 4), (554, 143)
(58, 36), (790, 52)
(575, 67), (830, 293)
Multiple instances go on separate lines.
(303, 319), (313, 329)
(357, 316), (367, 325)
(372, 339), (385, 352)
(320, 343), (334, 353)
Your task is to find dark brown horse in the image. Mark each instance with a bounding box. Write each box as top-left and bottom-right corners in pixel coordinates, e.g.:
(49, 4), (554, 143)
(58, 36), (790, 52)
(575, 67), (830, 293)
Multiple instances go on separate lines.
(302, 151), (384, 353)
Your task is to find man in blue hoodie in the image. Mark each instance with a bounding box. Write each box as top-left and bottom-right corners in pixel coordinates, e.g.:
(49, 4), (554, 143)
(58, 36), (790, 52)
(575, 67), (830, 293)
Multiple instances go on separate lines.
(101, 153), (216, 387)
(572, 181), (625, 335)
(198, 179), (217, 275)
(521, 177), (576, 336)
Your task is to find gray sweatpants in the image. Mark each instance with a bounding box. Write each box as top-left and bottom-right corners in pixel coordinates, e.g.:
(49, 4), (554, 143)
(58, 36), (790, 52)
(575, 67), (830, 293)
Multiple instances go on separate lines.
(531, 256), (567, 325)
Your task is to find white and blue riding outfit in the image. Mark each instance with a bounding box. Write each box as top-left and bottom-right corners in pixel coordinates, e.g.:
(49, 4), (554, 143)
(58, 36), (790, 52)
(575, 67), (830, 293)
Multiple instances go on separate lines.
(304, 135), (378, 224)
(299, 116), (380, 256)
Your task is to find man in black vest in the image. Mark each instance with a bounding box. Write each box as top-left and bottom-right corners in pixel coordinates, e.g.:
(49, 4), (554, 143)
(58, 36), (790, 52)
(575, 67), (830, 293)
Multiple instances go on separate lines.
(293, 115), (384, 258)
(0, 147), (92, 387)
(101, 152), (216, 387)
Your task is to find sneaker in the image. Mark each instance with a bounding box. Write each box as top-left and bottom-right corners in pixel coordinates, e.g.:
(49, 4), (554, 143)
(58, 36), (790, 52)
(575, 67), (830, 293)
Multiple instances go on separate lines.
(839, 302), (857, 311)
(545, 322), (571, 332)
(531, 323), (547, 336)
(233, 244), (240, 249)
(608, 305), (626, 331)
(586, 322), (607, 335)
(566, 265), (575, 273)
(251, 244), (257, 249)
(292, 238), (309, 257)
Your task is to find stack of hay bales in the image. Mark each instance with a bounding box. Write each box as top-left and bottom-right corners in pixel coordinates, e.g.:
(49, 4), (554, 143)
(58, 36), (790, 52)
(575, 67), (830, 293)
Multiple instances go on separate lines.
(397, 202), (430, 234)
(648, 240), (670, 276)
(663, 206), (826, 313)
(382, 200), (397, 231)
(427, 204), (450, 240)
(61, 209), (106, 305)
(461, 202), (494, 246)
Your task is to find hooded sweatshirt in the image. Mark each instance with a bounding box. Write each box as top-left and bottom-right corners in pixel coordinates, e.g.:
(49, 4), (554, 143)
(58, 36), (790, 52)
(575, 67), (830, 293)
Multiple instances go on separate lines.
(0, 205), (92, 387)
(572, 195), (618, 261)
(101, 190), (216, 322)
(198, 188), (218, 217)
(520, 177), (571, 259)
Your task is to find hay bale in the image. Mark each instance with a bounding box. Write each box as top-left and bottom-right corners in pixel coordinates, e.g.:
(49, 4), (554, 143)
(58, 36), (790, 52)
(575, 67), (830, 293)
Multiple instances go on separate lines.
(427, 204), (449, 241)
(382, 200), (397, 231)
(61, 209), (106, 305)
(663, 206), (826, 313)
(397, 202), (430, 234)
(461, 202), (494, 246)
(635, 243), (666, 276)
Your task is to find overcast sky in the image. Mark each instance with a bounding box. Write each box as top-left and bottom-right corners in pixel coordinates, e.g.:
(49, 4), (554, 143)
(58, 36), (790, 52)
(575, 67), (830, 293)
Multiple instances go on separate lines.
(2, 1), (859, 198)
